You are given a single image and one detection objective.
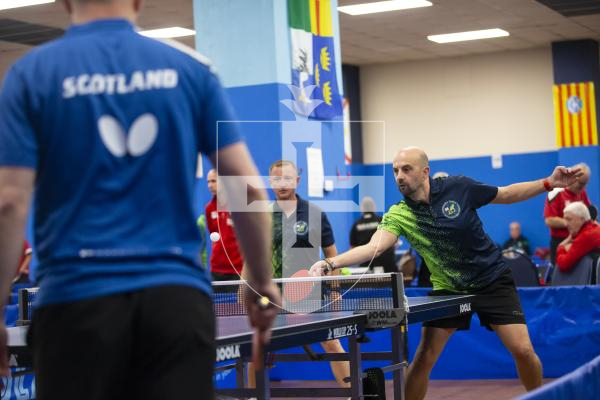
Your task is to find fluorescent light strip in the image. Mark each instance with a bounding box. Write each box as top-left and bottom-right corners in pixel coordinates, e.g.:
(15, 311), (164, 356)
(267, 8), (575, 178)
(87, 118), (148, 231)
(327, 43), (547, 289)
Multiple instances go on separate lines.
(338, 0), (432, 15)
(0, 0), (55, 10)
(428, 28), (509, 43)
(139, 27), (195, 39)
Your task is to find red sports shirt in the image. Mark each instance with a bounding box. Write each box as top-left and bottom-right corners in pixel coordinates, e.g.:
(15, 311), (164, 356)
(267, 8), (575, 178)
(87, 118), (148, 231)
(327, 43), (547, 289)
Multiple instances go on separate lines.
(205, 197), (243, 276)
(544, 188), (591, 239)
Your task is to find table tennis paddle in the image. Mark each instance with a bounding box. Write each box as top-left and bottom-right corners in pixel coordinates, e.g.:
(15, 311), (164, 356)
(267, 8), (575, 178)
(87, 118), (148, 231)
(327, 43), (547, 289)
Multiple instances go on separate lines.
(282, 269), (314, 302)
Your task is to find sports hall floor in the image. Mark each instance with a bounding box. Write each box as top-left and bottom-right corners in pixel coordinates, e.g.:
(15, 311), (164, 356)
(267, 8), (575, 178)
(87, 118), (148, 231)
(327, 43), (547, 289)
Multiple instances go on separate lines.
(269, 379), (555, 399)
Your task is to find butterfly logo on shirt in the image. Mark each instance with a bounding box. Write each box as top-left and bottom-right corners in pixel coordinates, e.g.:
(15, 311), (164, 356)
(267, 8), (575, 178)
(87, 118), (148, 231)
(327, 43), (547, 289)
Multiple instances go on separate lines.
(97, 113), (158, 157)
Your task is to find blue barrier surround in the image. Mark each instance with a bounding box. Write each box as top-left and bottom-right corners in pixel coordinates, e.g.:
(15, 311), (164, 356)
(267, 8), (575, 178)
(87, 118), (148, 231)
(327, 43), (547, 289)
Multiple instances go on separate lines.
(263, 285), (600, 382)
(517, 353), (600, 400)
(6, 285), (599, 394)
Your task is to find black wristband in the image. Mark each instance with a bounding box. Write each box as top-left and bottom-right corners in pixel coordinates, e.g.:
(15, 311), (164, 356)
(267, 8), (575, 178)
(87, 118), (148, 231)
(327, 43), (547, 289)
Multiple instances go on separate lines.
(323, 258), (336, 274)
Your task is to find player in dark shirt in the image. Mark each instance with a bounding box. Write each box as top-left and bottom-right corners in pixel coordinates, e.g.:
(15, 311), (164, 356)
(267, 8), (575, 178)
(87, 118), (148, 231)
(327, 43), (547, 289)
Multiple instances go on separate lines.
(311, 147), (583, 399)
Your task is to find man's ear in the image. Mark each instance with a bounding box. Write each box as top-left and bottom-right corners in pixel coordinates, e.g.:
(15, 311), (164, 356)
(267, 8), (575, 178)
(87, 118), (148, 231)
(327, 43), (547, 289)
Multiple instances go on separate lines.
(133, 0), (144, 13)
(62, 0), (73, 15)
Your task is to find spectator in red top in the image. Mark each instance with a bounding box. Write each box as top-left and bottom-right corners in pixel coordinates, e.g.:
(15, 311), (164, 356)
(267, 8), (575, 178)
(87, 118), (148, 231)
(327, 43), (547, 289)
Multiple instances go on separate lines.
(204, 169), (244, 281)
(544, 163), (591, 263)
(556, 201), (600, 272)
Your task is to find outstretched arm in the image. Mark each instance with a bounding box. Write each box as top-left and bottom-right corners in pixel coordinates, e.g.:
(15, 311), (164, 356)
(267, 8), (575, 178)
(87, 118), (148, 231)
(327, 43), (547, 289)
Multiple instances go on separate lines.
(0, 167), (34, 377)
(209, 143), (281, 348)
(0, 168), (34, 306)
(492, 166), (584, 204)
(545, 217), (567, 229)
(309, 229), (398, 275)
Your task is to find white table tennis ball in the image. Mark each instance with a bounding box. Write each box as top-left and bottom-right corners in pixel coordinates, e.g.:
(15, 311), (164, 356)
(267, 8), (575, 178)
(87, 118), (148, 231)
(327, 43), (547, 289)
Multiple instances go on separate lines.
(210, 232), (221, 242)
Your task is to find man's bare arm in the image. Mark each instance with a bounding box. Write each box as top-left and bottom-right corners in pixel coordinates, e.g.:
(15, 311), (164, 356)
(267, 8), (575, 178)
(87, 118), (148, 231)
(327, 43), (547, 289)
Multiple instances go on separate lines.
(310, 229), (397, 274)
(0, 167), (34, 307)
(545, 217), (567, 229)
(209, 143), (280, 347)
(323, 244), (337, 259)
(209, 143), (272, 287)
(492, 166), (583, 205)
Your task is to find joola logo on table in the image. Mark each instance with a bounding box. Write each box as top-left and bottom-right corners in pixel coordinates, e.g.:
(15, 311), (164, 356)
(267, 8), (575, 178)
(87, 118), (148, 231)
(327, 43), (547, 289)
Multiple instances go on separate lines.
(368, 310), (398, 319)
(366, 309), (402, 328)
(216, 345), (241, 362)
(460, 303), (472, 314)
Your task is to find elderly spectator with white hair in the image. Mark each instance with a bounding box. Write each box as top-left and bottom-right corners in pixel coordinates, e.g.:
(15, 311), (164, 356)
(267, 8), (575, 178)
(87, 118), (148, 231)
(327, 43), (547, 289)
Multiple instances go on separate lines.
(556, 201), (600, 272)
(544, 163), (592, 263)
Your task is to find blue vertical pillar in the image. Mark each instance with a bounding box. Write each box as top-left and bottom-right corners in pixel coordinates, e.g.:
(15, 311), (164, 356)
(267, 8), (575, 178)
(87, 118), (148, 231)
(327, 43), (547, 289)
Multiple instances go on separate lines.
(193, 0), (352, 252)
(194, 0), (344, 173)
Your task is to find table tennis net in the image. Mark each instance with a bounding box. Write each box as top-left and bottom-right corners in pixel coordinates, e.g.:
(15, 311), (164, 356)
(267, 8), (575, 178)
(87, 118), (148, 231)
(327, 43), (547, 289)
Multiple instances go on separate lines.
(17, 273), (403, 321)
(213, 273), (402, 316)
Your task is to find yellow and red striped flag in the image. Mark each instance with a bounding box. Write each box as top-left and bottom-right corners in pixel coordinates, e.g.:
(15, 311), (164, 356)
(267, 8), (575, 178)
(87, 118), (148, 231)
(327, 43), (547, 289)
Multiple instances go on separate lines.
(553, 81), (598, 148)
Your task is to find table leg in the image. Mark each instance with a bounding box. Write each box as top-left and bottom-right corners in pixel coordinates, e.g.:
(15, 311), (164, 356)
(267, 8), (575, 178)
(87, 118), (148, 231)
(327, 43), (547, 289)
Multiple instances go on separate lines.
(392, 323), (407, 400)
(255, 356), (270, 400)
(348, 335), (363, 400)
(236, 359), (246, 389)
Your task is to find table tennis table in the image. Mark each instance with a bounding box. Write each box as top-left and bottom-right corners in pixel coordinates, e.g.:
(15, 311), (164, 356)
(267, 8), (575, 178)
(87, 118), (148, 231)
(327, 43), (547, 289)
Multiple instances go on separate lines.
(8, 273), (473, 400)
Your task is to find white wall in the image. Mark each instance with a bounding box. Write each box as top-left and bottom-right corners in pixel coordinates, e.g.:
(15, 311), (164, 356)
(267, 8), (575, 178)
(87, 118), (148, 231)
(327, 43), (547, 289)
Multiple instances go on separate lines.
(360, 47), (556, 163)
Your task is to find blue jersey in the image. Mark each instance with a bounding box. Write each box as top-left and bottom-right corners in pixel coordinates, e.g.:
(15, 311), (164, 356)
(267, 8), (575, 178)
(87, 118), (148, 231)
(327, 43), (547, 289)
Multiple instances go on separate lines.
(0, 19), (241, 306)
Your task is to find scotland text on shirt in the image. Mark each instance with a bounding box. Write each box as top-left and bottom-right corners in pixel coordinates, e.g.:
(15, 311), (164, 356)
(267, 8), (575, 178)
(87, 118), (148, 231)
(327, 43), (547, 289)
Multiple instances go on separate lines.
(62, 69), (178, 98)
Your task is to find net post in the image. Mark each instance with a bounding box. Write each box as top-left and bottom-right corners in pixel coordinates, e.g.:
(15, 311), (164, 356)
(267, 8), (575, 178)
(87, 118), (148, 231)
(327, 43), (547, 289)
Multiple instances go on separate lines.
(16, 288), (30, 326)
(391, 272), (405, 309)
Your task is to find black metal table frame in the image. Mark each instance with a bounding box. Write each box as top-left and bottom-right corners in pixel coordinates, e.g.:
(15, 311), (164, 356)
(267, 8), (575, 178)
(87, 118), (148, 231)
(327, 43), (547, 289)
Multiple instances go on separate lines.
(214, 290), (473, 399)
(8, 275), (474, 400)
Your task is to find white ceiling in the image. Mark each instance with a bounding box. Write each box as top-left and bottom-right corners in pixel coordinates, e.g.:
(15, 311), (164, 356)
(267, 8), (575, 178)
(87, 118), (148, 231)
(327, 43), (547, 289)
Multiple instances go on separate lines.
(0, 0), (599, 74)
(0, 0), (195, 75)
(338, 0), (600, 64)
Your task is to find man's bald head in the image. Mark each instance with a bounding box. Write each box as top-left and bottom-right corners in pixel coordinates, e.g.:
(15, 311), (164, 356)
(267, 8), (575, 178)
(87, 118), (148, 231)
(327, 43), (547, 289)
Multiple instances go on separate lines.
(509, 221), (521, 239)
(207, 169), (217, 195)
(568, 162), (591, 192)
(392, 147), (431, 199)
(395, 147), (429, 169)
(63, 0), (142, 24)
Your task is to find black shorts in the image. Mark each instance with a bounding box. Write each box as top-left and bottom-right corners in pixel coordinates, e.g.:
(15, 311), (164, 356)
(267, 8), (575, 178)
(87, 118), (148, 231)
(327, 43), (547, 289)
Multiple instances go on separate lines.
(423, 269), (526, 331)
(30, 285), (215, 400)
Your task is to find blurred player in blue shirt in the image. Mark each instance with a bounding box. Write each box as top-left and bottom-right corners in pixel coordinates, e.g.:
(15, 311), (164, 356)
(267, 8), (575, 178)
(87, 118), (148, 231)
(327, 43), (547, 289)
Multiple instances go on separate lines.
(0, 1), (279, 398)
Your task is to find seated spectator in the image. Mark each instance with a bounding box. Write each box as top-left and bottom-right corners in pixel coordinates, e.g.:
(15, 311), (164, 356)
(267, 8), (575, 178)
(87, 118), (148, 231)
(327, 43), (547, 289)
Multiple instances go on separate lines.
(502, 221), (531, 255)
(556, 202), (600, 272)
